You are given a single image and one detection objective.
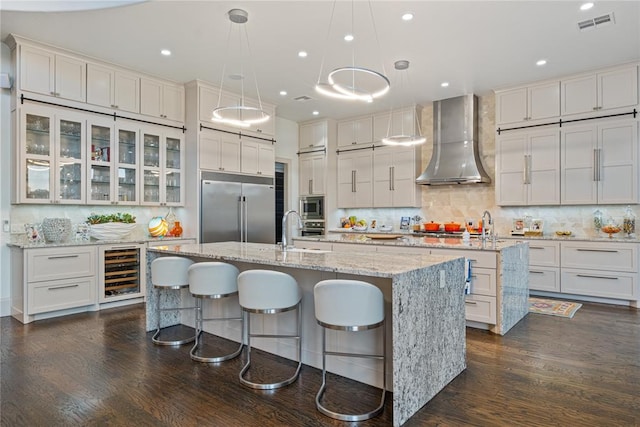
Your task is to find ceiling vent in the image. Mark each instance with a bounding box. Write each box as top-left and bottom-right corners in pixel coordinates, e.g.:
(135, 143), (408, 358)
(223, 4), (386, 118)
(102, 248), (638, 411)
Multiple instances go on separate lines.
(294, 95), (312, 101)
(578, 12), (615, 31)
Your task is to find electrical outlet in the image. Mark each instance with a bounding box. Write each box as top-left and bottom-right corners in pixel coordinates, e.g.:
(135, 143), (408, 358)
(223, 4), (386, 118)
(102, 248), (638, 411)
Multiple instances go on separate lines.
(439, 270), (446, 288)
(3, 220), (9, 233)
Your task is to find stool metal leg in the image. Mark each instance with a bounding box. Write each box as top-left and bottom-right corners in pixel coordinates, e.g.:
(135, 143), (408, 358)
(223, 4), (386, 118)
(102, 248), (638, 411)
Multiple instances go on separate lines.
(239, 304), (302, 390)
(152, 287), (196, 346)
(315, 321), (386, 422)
(190, 296), (244, 363)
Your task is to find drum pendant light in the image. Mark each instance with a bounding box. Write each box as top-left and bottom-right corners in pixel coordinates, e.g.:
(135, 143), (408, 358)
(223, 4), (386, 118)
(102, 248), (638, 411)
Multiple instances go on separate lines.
(315, 0), (390, 103)
(212, 9), (270, 128)
(382, 60), (426, 146)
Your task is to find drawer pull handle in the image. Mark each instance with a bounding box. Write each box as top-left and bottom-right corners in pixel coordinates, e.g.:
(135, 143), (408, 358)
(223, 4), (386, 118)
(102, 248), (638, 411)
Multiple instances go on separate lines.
(576, 249), (618, 253)
(47, 255), (80, 260)
(529, 270), (545, 274)
(471, 275), (477, 278)
(465, 300), (477, 305)
(530, 246), (545, 250)
(576, 274), (618, 280)
(48, 284), (79, 290)
(468, 259), (477, 263)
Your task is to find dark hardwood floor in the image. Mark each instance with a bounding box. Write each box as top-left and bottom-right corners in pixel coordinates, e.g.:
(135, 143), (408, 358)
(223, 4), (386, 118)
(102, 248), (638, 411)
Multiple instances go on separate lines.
(1, 301), (639, 426)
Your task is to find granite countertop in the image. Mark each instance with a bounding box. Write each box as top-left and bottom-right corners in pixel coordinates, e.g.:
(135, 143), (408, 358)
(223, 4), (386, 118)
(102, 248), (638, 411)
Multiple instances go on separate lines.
(297, 233), (521, 252)
(147, 242), (461, 278)
(7, 235), (196, 249)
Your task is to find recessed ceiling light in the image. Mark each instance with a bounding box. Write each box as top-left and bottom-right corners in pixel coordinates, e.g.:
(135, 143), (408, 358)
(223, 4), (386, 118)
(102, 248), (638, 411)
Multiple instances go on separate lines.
(279, 90), (287, 96)
(312, 111), (319, 116)
(536, 59), (547, 66)
(402, 12), (414, 21)
(298, 51), (308, 58)
(580, 2), (594, 11)
(344, 34), (354, 42)
(160, 49), (171, 56)
(441, 82), (449, 88)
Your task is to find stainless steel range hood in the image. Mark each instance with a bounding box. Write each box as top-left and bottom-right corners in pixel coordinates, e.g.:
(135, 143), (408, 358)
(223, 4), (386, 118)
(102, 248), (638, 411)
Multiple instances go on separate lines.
(416, 94), (491, 185)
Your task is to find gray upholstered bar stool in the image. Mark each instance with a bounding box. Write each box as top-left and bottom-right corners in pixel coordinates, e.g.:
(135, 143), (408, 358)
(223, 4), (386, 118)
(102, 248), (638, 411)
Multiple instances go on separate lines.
(151, 256), (195, 346)
(237, 269), (302, 390)
(313, 279), (386, 422)
(188, 262), (243, 363)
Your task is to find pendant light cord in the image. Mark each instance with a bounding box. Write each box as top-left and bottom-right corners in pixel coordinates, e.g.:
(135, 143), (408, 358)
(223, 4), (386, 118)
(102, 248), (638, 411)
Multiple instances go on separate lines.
(315, 0), (338, 84)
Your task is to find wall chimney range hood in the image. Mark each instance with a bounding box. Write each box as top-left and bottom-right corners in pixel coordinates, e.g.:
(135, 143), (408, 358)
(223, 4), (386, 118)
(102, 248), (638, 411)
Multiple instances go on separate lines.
(416, 94), (491, 185)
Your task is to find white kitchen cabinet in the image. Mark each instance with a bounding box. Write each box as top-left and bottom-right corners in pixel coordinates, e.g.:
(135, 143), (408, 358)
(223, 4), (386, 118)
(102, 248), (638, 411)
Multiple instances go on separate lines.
(560, 241), (638, 300)
(19, 44), (86, 102)
(140, 127), (184, 206)
(241, 140), (274, 176)
(561, 119), (638, 205)
(299, 152), (326, 195)
(299, 120), (328, 150)
(87, 117), (140, 206)
(199, 132), (241, 173)
(86, 63), (139, 113)
(242, 98), (276, 138)
(140, 77), (185, 122)
(372, 145), (421, 207)
(561, 65), (638, 116)
(11, 245), (98, 323)
(17, 106), (87, 204)
(337, 150), (373, 208)
(495, 129), (560, 206)
(337, 116), (373, 147)
(495, 82), (560, 125)
(527, 240), (560, 292)
(373, 107), (419, 142)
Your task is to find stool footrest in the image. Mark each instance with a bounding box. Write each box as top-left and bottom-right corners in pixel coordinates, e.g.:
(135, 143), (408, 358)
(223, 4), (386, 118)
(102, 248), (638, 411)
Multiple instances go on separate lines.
(316, 383), (386, 422)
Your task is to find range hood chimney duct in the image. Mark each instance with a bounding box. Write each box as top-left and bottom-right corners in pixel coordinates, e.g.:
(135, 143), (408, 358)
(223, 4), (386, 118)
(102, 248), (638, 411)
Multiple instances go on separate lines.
(416, 94), (491, 185)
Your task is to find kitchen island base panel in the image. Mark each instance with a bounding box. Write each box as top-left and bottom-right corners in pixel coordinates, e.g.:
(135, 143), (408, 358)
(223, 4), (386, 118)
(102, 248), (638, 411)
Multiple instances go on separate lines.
(146, 246), (467, 427)
(495, 244), (530, 335)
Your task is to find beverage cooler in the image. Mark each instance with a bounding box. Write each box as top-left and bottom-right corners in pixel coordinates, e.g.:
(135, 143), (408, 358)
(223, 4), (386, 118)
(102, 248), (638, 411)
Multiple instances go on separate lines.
(98, 243), (146, 303)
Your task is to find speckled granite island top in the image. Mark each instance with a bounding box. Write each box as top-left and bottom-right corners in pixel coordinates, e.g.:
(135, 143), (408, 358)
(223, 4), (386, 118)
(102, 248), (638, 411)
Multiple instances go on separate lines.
(147, 241), (466, 427)
(148, 241), (462, 277)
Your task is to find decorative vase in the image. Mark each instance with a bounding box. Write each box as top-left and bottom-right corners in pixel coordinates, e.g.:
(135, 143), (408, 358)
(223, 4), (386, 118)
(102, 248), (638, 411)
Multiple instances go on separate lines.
(170, 221), (183, 237)
(41, 218), (72, 242)
(148, 217), (168, 237)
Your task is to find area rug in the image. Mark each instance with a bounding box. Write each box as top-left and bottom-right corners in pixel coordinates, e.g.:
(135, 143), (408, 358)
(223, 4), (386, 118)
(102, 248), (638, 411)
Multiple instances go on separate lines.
(528, 297), (582, 318)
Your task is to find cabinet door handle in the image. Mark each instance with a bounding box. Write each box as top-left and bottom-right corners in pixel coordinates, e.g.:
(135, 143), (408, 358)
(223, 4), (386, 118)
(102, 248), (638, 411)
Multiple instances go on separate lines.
(352, 170), (356, 193)
(389, 167), (393, 191)
(465, 300), (477, 305)
(391, 166), (395, 191)
(576, 274), (618, 280)
(109, 246), (138, 250)
(576, 248), (618, 253)
(47, 255), (80, 260)
(309, 179), (312, 194)
(48, 284), (79, 290)
(529, 270), (545, 274)
(523, 155), (529, 185)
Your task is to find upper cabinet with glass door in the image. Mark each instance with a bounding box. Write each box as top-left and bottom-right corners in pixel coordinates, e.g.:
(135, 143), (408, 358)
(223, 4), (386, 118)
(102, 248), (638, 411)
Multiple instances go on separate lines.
(87, 118), (139, 206)
(140, 128), (184, 207)
(18, 106), (86, 204)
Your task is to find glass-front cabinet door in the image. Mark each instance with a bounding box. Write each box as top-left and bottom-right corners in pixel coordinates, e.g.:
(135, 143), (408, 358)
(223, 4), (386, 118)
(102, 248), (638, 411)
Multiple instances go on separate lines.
(88, 119), (113, 204)
(141, 128), (183, 206)
(116, 127), (138, 205)
(20, 107), (86, 204)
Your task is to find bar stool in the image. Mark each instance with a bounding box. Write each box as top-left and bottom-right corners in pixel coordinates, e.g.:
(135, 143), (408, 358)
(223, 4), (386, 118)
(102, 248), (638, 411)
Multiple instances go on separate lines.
(313, 279), (386, 422)
(237, 269), (302, 390)
(151, 256), (195, 346)
(188, 262), (243, 363)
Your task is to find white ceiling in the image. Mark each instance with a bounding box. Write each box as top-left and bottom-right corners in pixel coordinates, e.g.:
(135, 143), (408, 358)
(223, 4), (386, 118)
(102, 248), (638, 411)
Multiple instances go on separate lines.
(1, 1), (639, 123)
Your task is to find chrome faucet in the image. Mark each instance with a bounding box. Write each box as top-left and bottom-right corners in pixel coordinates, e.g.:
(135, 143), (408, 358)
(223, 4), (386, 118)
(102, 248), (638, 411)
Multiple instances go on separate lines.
(281, 210), (303, 251)
(481, 210), (495, 248)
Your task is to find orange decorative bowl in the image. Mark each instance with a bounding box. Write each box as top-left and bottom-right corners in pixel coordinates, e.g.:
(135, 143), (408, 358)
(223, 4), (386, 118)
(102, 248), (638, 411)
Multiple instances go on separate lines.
(602, 224), (621, 237)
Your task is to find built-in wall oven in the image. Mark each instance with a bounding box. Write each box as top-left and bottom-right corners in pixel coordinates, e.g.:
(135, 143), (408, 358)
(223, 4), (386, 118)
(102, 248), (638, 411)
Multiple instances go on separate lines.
(301, 220), (325, 236)
(300, 195), (324, 220)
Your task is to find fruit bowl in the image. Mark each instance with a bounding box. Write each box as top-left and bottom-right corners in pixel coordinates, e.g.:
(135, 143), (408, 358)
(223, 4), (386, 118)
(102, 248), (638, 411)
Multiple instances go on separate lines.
(352, 225), (368, 231)
(90, 222), (137, 240)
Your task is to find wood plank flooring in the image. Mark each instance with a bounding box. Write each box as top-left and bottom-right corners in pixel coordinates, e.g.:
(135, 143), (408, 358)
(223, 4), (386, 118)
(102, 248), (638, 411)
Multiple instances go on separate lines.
(1, 301), (638, 426)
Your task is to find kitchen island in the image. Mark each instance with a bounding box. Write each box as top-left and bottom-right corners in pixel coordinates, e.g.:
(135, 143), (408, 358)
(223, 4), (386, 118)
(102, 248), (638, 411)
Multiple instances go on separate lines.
(295, 233), (530, 336)
(146, 242), (466, 426)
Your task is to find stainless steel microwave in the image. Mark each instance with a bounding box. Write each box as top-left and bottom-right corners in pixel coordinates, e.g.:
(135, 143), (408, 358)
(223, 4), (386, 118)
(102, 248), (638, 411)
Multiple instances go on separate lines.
(299, 195), (324, 220)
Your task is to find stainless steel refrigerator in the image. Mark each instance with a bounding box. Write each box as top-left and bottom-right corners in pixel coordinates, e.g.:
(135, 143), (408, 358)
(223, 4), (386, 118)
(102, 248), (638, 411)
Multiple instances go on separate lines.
(200, 172), (275, 244)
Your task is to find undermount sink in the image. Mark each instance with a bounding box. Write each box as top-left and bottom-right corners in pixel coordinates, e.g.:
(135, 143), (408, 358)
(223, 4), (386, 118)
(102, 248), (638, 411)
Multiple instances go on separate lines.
(283, 247), (332, 254)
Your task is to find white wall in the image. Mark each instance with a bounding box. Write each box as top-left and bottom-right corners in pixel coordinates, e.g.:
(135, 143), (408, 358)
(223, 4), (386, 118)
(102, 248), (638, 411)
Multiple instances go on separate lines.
(274, 116), (299, 212)
(1, 42), (12, 315)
